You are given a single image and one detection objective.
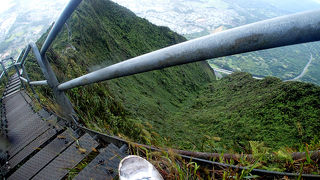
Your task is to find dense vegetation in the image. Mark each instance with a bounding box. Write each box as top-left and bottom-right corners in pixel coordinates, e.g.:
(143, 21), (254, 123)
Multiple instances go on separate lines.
(162, 72), (320, 153)
(26, 0), (215, 143)
(21, 0), (320, 174)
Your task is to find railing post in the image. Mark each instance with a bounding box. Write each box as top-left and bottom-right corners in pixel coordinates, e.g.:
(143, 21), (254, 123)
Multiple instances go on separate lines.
(30, 0), (82, 127)
(14, 64), (26, 90)
(9, 57), (14, 66)
(21, 64), (40, 103)
(20, 45), (31, 66)
(30, 43), (78, 127)
(0, 61), (8, 79)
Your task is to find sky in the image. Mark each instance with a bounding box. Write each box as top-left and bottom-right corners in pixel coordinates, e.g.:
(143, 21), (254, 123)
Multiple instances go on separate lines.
(0, 0), (15, 14)
(1, 0), (320, 16)
(0, 0), (68, 14)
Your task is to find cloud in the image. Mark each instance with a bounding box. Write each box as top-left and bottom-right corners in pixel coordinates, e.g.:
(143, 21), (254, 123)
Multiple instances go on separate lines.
(0, 0), (15, 14)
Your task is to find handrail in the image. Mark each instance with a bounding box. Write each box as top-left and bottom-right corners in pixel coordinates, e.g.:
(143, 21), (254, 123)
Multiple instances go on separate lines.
(0, 72), (4, 79)
(19, 45), (31, 66)
(40, 0), (82, 56)
(16, 49), (24, 63)
(58, 9), (320, 90)
(19, 77), (28, 83)
(2, 0), (320, 177)
(29, 80), (48, 86)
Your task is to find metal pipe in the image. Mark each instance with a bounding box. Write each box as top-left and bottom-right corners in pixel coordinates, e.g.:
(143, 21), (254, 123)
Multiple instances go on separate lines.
(19, 77), (28, 83)
(21, 64), (41, 103)
(0, 71), (4, 80)
(58, 9), (320, 91)
(31, 42), (78, 125)
(40, 0), (82, 56)
(20, 45), (31, 65)
(29, 80), (48, 86)
(0, 61), (8, 79)
(16, 49), (24, 63)
(14, 64), (26, 90)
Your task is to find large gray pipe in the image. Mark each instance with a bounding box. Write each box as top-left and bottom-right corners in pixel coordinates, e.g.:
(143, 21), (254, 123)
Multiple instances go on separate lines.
(58, 9), (320, 91)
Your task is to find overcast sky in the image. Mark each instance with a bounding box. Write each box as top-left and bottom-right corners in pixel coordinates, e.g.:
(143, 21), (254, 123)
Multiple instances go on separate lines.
(1, 0), (320, 15)
(0, 0), (15, 14)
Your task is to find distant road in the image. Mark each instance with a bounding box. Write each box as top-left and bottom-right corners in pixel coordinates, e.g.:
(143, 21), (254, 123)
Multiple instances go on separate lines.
(213, 53), (313, 81)
(287, 54), (313, 81)
(212, 67), (263, 80)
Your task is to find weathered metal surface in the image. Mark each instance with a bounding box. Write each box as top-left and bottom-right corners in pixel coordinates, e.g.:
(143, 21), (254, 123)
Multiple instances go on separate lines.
(8, 128), (59, 169)
(8, 130), (77, 180)
(58, 9), (320, 90)
(37, 109), (51, 120)
(0, 71), (5, 79)
(3, 89), (20, 98)
(1, 61), (8, 78)
(30, 42), (77, 126)
(4, 87), (20, 95)
(6, 80), (20, 87)
(19, 45), (31, 65)
(19, 77), (28, 83)
(5, 84), (21, 92)
(7, 117), (48, 158)
(21, 65), (40, 102)
(2, 90), (21, 99)
(20, 91), (33, 104)
(3, 92), (50, 158)
(32, 133), (98, 180)
(74, 143), (126, 180)
(4, 86), (21, 96)
(29, 80), (48, 86)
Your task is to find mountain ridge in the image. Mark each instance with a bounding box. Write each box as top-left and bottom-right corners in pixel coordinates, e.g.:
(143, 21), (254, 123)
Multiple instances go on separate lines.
(22, 0), (320, 157)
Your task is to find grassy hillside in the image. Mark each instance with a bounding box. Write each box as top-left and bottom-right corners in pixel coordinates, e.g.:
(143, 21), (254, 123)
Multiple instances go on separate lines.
(26, 0), (215, 142)
(24, 0), (319, 159)
(162, 72), (320, 153)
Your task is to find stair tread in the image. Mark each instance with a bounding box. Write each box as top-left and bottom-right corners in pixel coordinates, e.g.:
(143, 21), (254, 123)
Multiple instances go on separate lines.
(74, 143), (127, 180)
(32, 133), (98, 180)
(8, 130), (78, 180)
(9, 128), (59, 169)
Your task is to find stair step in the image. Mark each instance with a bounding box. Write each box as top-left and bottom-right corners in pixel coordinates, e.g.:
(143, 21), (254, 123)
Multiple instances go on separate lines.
(2, 90), (20, 99)
(4, 87), (21, 97)
(8, 130), (78, 180)
(6, 80), (20, 87)
(8, 119), (49, 158)
(5, 84), (21, 92)
(74, 143), (127, 180)
(32, 133), (99, 180)
(8, 128), (59, 169)
(20, 91), (32, 104)
(38, 109), (51, 120)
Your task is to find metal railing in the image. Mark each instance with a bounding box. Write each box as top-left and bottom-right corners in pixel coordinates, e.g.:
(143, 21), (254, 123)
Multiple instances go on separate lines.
(1, 0), (320, 126)
(0, 0), (320, 177)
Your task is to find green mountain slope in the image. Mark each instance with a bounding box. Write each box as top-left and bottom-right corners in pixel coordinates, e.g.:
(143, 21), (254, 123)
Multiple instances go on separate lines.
(28, 0), (215, 142)
(163, 72), (320, 153)
(25, 0), (320, 156)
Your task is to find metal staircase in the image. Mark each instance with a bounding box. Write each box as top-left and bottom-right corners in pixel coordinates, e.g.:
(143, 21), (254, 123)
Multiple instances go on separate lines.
(1, 0), (320, 179)
(1, 75), (127, 180)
